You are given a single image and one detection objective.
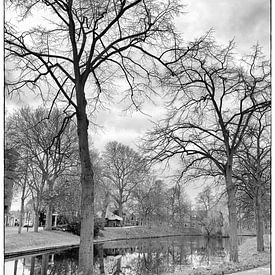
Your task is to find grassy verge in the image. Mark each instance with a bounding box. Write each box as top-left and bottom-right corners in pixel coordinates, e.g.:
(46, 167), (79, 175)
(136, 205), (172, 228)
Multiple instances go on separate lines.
(5, 226), (199, 256)
(96, 226), (200, 242)
(190, 235), (270, 275)
(5, 230), (80, 256)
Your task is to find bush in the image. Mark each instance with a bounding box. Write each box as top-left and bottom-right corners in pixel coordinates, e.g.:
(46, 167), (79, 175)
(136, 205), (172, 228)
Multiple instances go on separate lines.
(94, 218), (106, 237)
(64, 216), (105, 237)
(67, 220), (81, 236)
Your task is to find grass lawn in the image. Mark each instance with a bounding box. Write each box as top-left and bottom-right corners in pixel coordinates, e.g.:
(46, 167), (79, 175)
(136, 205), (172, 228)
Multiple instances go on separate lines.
(5, 229), (80, 256)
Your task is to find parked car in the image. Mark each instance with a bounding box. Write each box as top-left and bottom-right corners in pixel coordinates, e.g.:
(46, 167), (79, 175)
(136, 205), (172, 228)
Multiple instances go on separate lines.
(23, 222), (33, 227)
(52, 224), (69, 232)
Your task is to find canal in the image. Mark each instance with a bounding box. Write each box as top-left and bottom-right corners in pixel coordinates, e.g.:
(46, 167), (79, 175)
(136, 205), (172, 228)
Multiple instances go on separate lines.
(5, 235), (250, 274)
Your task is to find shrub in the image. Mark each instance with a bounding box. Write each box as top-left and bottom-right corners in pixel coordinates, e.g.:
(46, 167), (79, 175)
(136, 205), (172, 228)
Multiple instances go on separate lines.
(63, 216), (105, 237)
(67, 220), (81, 236)
(94, 218), (106, 237)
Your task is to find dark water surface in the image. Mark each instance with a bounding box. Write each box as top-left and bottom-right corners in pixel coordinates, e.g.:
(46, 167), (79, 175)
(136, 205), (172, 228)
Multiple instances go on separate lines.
(5, 235), (249, 274)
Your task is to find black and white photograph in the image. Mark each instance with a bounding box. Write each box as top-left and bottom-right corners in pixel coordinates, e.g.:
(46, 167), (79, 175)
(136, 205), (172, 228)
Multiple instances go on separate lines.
(4, 0), (271, 274)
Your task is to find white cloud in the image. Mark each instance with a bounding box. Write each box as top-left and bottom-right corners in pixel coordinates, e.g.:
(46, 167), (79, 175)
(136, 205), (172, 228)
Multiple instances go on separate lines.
(176, 0), (270, 55)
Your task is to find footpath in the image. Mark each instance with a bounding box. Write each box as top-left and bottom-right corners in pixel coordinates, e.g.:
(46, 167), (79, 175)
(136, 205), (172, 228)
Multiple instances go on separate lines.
(227, 265), (270, 275)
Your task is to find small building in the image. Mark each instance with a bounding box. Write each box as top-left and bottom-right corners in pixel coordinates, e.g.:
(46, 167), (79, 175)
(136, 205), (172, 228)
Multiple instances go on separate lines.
(105, 211), (123, 227)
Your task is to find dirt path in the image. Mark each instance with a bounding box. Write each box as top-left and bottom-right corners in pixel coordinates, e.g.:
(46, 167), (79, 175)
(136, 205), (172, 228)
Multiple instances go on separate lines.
(227, 265), (270, 275)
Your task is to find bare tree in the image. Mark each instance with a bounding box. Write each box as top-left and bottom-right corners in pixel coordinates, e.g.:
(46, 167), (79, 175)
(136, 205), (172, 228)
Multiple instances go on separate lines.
(14, 157), (32, 233)
(28, 161), (47, 231)
(144, 39), (271, 262)
(5, 1), (182, 272)
(7, 107), (78, 231)
(234, 110), (271, 251)
(196, 186), (214, 213)
(102, 141), (148, 219)
(166, 183), (190, 226)
(195, 186), (223, 236)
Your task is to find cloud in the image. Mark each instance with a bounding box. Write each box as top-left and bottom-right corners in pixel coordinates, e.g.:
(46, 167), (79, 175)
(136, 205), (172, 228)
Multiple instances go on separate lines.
(89, 103), (167, 151)
(176, 0), (270, 55)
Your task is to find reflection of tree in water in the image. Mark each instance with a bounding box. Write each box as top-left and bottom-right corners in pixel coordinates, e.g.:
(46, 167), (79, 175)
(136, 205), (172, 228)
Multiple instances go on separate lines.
(11, 237), (232, 275)
(93, 237), (229, 274)
(191, 237), (228, 267)
(48, 248), (79, 274)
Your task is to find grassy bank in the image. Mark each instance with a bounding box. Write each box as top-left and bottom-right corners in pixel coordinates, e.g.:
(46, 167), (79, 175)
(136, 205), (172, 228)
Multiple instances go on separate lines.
(5, 229), (80, 257)
(96, 225), (200, 242)
(190, 235), (270, 275)
(5, 225), (199, 257)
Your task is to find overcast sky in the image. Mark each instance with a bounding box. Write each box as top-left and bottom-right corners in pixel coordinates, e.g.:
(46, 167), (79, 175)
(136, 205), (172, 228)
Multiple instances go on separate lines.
(89, 0), (270, 201)
(7, 0), (270, 207)
(90, 0), (270, 151)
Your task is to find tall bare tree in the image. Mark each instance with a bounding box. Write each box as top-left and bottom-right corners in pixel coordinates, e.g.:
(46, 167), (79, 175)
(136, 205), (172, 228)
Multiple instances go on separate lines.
(5, 1), (182, 272)
(144, 39), (270, 262)
(234, 110), (271, 251)
(102, 141), (148, 218)
(195, 186), (223, 236)
(132, 178), (168, 225)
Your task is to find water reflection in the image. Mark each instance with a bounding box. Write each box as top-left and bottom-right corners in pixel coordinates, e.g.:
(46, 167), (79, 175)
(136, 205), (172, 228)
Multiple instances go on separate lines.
(5, 236), (248, 275)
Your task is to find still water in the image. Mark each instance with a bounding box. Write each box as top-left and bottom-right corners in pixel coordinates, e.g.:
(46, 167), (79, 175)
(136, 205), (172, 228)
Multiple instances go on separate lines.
(5, 236), (249, 275)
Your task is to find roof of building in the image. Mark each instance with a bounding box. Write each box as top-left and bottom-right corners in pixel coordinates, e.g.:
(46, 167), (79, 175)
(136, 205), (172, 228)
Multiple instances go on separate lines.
(105, 210), (123, 221)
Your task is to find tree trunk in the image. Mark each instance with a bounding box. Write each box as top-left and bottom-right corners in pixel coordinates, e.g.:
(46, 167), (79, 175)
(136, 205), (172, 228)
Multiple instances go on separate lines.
(118, 202), (123, 218)
(225, 164), (239, 263)
(76, 85), (95, 275)
(98, 245), (105, 274)
(41, 254), (49, 274)
(34, 210), (39, 232)
(45, 180), (54, 230)
(18, 197), (25, 234)
(101, 191), (110, 219)
(118, 201), (123, 226)
(45, 201), (53, 230)
(255, 188), (264, 251)
(30, 257), (35, 274)
(13, 259), (18, 275)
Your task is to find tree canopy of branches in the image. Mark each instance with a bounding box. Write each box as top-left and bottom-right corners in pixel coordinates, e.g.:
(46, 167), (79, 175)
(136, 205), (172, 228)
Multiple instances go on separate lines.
(131, 178), (169, 225)
(4, 146), (19, 217)
(144, 38), (271, 262)
(102, 141), (148, 218)
(6, 107), (78, 231)
(195, 186), (223, 236)
(5, 1), (182, 272)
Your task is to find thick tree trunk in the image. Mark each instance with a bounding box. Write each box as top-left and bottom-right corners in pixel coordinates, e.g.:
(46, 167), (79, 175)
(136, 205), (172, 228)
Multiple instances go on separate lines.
(34, 210), (39, 232)
(41, 254), (49, 274)
(76, 85), (95, 275)
(18, 197), (25, 234)
(45, 201), (53, 230)
(225, 164), (239, 262)
(255, 188), (264, 251)
(30, 257), (35, 274)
